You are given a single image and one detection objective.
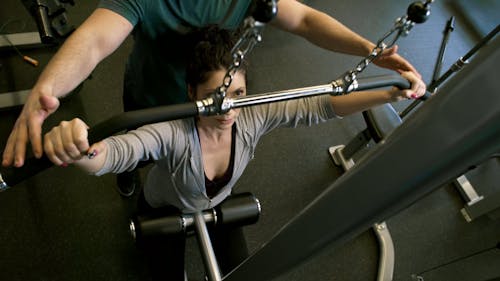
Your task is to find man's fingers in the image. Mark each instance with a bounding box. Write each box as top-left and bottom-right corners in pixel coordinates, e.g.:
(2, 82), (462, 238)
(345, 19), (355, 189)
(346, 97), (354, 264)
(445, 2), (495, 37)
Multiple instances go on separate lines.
(28, 110), (47, 159)
(13, 121), (28, 167)
(2, 127), (21, 167)
(30, 95), (60, 158)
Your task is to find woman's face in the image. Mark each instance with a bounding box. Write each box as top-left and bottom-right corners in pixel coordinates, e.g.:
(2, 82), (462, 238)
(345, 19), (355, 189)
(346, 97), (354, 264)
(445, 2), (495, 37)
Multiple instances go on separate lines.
(191, 69), (247, 130)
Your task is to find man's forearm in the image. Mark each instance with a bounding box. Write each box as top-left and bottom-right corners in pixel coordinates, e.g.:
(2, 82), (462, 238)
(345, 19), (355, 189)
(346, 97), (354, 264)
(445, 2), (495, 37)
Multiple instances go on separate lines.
(273, 0), (373, 57)
(31, 8), (133, 98)
(33, 29), (101, 98)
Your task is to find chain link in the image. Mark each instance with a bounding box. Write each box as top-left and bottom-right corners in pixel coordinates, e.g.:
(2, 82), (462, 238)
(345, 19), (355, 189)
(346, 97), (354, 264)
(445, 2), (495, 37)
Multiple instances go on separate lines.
(335, 15), (416, 95)
(217, 18), (264, 98)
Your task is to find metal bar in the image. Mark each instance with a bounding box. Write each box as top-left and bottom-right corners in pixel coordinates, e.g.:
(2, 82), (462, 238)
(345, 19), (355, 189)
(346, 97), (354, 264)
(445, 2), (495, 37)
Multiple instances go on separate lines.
(0, 89), (30, 109)
(400, 24), (499, 118)
(224, 74), (409, 111)
(227, 84), (334, 110)
(329, 143), (395, 281)
(194, 212), (222, 281)
(430, 16), (455, 90)
(224, 36), (500, 281)
(374, 222), (395, 281)
(0, 32), (43, 49)
(0, 74), (408, 188)
(454, 175), (483, 206)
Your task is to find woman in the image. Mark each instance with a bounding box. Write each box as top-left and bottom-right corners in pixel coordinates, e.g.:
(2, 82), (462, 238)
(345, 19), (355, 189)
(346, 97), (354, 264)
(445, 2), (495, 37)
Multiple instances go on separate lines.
(43, 26), (426, 280)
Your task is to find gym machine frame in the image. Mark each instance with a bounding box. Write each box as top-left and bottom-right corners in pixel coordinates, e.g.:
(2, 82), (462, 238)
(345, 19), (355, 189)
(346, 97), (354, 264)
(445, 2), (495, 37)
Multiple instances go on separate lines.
(330, 21), (500, 223)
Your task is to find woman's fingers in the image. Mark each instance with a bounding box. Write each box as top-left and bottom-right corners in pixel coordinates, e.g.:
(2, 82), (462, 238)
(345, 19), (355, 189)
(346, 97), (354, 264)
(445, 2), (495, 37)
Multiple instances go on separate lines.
(44, 118), (90, 166)
(43, 134), (64, 166)
(401, 71), (427, 99)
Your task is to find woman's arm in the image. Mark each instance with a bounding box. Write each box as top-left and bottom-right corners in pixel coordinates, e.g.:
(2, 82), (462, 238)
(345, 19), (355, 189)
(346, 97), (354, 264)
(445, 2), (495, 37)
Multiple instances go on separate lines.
(43, 118), (107, 174)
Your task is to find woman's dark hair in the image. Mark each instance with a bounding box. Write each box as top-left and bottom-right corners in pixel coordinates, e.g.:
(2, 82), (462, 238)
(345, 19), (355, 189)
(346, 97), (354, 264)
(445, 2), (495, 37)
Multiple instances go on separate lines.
(186, 25), (247, 90)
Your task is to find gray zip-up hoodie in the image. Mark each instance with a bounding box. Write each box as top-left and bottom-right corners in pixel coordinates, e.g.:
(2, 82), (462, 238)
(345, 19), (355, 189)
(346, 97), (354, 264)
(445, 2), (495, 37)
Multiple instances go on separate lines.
(96, 95), (337, 212)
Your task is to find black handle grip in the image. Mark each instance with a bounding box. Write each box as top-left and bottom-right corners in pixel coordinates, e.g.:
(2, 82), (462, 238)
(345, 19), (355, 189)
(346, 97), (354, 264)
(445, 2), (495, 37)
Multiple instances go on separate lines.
(357, 74), (430, 101)
(87, 102), (198, 143)
(1, 102), (198, 188)
(356, 74), (410, 91)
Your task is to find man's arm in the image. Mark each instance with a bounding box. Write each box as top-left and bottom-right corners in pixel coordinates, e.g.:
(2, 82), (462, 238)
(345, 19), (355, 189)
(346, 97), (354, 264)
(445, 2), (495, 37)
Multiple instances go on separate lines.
(271, 0), (419, 75)
(35, 8), (133, 99)
(2, 8), (133, 167)
(272, 0), (373, 56)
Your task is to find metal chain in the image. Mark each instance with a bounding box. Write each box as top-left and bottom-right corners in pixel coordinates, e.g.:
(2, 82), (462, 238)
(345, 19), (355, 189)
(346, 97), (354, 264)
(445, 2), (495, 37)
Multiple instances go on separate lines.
(335, 0), (435, 94)
(217, 18), (265, 98)
(334, 15), (416, 95)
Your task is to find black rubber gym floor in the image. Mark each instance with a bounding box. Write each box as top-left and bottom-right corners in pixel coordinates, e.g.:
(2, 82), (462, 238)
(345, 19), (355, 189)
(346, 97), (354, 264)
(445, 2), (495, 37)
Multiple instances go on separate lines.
(0, 1), (498, 280)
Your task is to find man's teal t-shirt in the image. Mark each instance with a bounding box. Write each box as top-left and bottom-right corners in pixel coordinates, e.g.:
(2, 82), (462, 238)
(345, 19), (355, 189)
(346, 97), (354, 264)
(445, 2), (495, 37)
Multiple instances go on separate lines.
(98, 0), (252, 109)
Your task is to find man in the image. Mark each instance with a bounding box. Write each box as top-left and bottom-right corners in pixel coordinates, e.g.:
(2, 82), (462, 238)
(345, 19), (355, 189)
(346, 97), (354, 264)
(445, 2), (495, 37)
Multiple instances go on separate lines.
(2, 0), (420, 196)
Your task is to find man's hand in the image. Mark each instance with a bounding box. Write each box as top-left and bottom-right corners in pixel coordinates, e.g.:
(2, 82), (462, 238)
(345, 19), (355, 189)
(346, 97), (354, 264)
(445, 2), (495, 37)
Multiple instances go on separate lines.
(2, 94), (60, 167)
(373, 45), (422, 78)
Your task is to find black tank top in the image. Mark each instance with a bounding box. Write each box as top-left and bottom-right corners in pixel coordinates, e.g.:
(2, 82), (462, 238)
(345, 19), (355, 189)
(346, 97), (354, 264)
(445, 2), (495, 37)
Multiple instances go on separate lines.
(204, 124), (236, 198)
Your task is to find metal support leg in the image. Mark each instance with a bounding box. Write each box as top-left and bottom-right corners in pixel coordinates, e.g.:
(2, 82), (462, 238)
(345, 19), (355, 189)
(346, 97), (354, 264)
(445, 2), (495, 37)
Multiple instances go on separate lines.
(329, 145), (355, 170)
(454, 175), (484, 206)
(329, 145), (395, 281)
(193, 212), (222, 281)
(455, 173), (500, 222)
(374, 222), (395, 281)
(454, 174), (484, 222)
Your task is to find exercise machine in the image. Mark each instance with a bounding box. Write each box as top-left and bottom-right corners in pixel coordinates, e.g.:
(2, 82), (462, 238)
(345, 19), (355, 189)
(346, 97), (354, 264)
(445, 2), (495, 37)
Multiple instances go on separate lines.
(130, 192), (261, 281)
(7, 1), (497, 281)
(330, 20), (499, 224)
(0, 1), (436, 280)
(223, 34), (500, 281)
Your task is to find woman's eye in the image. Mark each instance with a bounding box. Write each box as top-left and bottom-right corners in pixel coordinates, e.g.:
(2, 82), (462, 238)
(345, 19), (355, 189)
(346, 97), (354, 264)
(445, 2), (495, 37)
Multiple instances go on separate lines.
(233, 89), (245, 97)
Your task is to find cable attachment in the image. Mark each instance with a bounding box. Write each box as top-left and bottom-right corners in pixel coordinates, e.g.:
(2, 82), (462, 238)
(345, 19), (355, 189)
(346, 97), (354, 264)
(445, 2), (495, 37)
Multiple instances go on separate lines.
(203, 1), (277, 115)
(407, 0), (433, 24)
(330, 0), (433, 95)
(330, 42), (386, 95)
(331, 71), (359, 96)
(207, 17), (266, 116)
(251, 0), (278, 23)
(380, 0), (433, 48)
(223, 18), (265, 96)
(196, 92), (224, 116)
